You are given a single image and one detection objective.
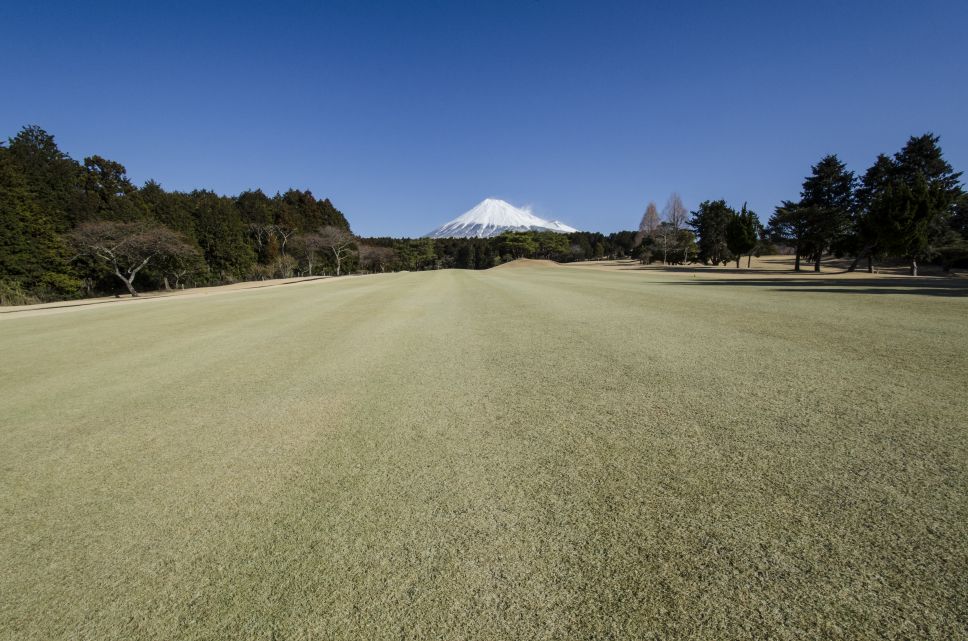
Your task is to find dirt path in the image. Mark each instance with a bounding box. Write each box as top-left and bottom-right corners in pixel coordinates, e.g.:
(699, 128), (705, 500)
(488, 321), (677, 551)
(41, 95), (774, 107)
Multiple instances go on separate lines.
(0, 275), (347, 319)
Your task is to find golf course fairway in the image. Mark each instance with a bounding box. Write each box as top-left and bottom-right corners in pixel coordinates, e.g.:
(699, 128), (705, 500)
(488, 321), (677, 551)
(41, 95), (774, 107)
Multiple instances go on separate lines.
(1, 264), (966, 640)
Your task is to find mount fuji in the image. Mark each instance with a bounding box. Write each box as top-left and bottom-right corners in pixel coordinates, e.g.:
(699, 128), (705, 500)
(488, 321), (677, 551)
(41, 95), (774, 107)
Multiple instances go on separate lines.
(425, 198), (578, 239)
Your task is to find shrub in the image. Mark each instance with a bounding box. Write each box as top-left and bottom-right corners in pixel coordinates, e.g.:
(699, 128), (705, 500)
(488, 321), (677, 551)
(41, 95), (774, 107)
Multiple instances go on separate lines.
(0, 279), (40, 306)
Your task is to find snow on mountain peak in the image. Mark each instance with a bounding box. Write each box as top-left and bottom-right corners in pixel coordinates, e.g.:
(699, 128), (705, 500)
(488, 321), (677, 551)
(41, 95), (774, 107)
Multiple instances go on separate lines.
(425, 199), (578, 238)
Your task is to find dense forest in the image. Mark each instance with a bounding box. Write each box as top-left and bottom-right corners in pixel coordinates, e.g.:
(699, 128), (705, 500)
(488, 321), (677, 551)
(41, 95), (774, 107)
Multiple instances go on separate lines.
(1, 126), (965, 304)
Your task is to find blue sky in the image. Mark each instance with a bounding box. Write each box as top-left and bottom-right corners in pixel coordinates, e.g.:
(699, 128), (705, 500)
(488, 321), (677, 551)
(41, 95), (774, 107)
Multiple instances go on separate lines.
(2, 1), (965, 237)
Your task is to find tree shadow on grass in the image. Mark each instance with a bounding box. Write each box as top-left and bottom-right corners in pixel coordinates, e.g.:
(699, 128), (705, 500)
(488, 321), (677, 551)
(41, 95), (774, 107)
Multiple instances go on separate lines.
(665, 277), (968, 298)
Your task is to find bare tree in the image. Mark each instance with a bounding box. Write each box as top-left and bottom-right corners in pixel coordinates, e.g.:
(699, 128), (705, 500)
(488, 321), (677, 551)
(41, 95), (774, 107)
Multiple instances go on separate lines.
(70, 221), (199, 296)
(318, 226), (356, 276)
(359, 245), (396, 273)
(655, 223), (675, 264)
(292, 232), (326, 276)
(663, 193), (689, 262)
(159, 246), (206, 290)
(663, 193), (688, 231)
(270, 224), (297, 255)
(635, 202), (661, 246)
(249, 223), (296, 257)
(248, 223), (273, 252)
(273, 254), (298, 278)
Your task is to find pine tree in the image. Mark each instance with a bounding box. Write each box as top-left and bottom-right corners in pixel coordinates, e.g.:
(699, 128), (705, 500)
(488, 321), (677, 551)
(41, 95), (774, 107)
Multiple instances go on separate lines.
(799, 154), (855, 271)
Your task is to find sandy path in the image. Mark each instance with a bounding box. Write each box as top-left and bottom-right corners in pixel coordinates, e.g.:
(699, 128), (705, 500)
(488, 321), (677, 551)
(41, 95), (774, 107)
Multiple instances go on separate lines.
(0, 275), (350, 319)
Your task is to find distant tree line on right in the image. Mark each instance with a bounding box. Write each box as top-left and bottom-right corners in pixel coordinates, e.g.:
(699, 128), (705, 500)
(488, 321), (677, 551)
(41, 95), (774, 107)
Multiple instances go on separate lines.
(686, 133), (965, 275)
(375, 133), (967, 276)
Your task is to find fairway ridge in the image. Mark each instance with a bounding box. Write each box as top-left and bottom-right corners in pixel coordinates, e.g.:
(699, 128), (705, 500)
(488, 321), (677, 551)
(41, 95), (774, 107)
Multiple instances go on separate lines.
(1, 265), (966, 640)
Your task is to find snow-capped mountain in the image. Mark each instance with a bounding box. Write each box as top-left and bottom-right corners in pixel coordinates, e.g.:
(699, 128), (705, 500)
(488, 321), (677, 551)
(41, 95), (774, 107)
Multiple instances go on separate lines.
(425, 198), (579, 239)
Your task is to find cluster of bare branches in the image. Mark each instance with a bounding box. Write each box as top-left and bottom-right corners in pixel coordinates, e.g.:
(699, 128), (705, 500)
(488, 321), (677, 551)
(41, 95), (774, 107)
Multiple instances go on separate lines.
(358, 245), (396, 273)
(635, 193), (692, 264)
(70, 221), (201, 295)
(248, 223), (297, 256)
(284, 226), (359, 276)
(317, 226), (355, 276)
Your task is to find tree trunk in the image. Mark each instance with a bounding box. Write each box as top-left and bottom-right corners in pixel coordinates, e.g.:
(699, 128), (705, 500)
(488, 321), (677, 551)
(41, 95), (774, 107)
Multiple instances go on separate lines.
(116, 272), (138, 296)
(814, 253), (821, 272)
(794, 251), (801, 272)
(114, 256), (151, 297)
(163, 276), (171, 291)
(910, 257), (918, 276)
(867, 254), (873, 273)
(848, 245), (875, 273)
(736, 256), (740, 269)
(747, 254), (752, 268)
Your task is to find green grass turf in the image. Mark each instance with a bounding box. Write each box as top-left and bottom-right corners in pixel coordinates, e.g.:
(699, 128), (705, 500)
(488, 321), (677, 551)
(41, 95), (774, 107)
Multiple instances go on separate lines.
(1, 265), (966, 640)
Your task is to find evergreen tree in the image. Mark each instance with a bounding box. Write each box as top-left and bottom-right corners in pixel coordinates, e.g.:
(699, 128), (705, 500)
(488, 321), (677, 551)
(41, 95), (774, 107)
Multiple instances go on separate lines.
(140, 180), (196, 239)
(5, 125), (85, 231)
(689, 200), (734, 265)
(191, 191), (255, 280)
(318, 198), (351, 231)
(870, 134), (963, 275)
(800, 154), (855, 271)
(848, 154), (894, 272)
(498, 231), (539, 258)
(237, 189), (274, 226)
(725, 205), (758, 268)
(455, 243), (473, 269)
(952, 192), (968, 238)
(768, 201), (812, 271)
(82, 155), (143, 221)
(0, 149), (75, 293)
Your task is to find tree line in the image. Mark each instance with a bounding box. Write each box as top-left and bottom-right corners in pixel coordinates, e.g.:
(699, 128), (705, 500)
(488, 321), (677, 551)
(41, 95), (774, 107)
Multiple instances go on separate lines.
(418, 132), (967, 276)
(765, 133), (965, 275)
(637, 134), (965, 275)
(0, 122), (644, 305)
(3, 126), (964, 304)
(0, 125), (359, 303)
(359, 230), (644, 271)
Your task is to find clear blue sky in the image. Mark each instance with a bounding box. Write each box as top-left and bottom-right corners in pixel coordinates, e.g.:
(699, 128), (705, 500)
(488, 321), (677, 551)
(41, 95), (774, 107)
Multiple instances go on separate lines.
(2, 1), (965, 237)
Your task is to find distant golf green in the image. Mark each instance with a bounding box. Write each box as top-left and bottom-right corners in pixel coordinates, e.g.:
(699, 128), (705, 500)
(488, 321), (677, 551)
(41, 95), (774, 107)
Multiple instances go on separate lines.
(2, 264), (966, 640)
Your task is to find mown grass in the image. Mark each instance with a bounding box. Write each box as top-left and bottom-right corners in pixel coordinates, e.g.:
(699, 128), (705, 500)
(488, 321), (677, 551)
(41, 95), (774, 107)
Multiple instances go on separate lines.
(1, 265), (966, 640)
